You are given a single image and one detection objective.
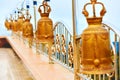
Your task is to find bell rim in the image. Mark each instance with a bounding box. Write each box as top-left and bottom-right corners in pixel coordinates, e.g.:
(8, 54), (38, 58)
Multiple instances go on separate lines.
(80, 67), (114, 74)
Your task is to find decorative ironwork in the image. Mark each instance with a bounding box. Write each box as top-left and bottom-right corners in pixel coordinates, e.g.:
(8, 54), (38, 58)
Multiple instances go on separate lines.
(55, 34), (60, 60)
(68, 41), (73, 67)
(61, 34), (67, 63)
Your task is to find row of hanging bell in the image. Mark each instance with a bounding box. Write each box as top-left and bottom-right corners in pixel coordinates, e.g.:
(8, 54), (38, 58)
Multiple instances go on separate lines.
(4, 0), (114, 74)
(4, 11), (24, 33)
(4, 1), (54, 43)
(80, 0), (114, 74)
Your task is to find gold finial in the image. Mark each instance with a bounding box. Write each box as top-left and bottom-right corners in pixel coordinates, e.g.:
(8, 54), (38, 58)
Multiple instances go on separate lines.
(24, 10), (31, 21)
(82, 0), (106, 24)
(82, 0), (106, 18)
(38, 1), (51, 17)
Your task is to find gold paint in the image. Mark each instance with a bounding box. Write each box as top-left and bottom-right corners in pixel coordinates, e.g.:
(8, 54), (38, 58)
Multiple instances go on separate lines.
(22, 10), (33, 48)
(22, 10), (33, 38)
(81, 0), (114, 74)
(36, 1), (54, 63)
(12, 20), (18, 32)
(4, 19), (11, 30)
(36, 1), (54, 43)
(17, 12), (24, 31)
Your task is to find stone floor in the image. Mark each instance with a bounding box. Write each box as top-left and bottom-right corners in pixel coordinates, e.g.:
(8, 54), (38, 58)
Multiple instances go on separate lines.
(0, 48), (34, 80)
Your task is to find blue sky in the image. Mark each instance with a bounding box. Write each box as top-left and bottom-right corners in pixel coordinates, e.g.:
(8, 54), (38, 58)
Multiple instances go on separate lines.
(0, 0), (22, 36)
(0, 0), (22, 21)
(76, 0), (120, 34)
(0, 0), (120, 35)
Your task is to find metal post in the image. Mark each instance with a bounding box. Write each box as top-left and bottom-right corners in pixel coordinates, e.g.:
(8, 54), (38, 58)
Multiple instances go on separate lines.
(33, 0), (37, 31)
(33, 0), (38, 54)
(118, 38), (120, 79)
(72, 0), (80, 80)
(114, 34), (118, 80)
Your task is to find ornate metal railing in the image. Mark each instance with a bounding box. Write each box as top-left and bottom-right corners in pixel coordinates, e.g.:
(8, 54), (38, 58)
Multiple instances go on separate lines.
(102, 23), (120, 80)
(52, 22), (74, 69)
(36, 21), (74, 71)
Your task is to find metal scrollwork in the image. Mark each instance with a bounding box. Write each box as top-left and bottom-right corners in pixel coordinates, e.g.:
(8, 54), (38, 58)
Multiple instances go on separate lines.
(55, 34), (60, 60)
(61, 34), (66, 55)
(68, 41), (73, 67)
(55, 34), (60, 53)
(61, 34), (66, 63)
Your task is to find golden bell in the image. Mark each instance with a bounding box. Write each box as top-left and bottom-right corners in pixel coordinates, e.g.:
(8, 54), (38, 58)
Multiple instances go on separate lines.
(12, 19), (18, 32)
(17, 11), (24, 31)
(9, 19), (14, 31)
(4, 19), (10, 30)
(22, 10), (33, 38)
(6, 14), (14, 31)
(80, 0), (114, 74)
(36, 1), (54, 43)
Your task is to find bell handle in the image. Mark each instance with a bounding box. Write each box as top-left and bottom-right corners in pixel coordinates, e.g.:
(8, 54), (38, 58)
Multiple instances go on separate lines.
(82, 0), (106, 17)
(38, 1), (51, 14)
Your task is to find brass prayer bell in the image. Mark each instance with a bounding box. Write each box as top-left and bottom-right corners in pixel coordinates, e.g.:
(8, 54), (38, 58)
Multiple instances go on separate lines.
(17, 11), (24, 32)
(4, 18), (11, 30)
(36, 1), (54, 64)
(80, 0), (114, 74)
(22, 10), (33, 38)
(36, 1), (54, 43)
(12, 19), (18, 32)
(12, 11), (18, 32)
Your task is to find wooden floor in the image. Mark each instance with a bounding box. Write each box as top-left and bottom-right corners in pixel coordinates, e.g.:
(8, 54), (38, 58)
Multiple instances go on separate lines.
(0, 48), (34, 80)
(0, 36), (74, 80)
